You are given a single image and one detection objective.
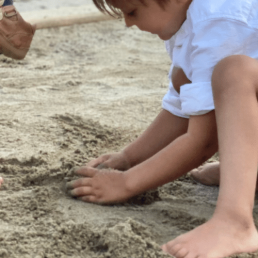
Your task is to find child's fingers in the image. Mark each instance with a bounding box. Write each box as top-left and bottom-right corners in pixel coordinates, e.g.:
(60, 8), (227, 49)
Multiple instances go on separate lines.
(87, 159), (102, 167)
(70, 186), (93, 197)
(161, 244), (169, 253)
(66, 178), (92, 190)
(79, 196), (98, 203)
(74, 166), (98, 177)
(87, 156), (109, 167)
(96, 163), (109, 170)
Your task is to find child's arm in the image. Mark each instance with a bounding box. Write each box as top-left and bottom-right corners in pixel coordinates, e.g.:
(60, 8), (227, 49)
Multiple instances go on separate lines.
(123, 109), (189, 167)
(68, 111), (218, 203)
(124, 111), (217, 194)
(87, 109), (189, 170)
(87, 67), (191, 171)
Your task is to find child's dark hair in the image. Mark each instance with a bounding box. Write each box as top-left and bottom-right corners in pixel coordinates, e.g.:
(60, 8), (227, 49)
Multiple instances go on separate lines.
(93, 0), (169, 18)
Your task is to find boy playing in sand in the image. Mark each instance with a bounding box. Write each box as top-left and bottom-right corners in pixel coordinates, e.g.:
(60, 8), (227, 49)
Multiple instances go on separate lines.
(67, 0), (258, 257)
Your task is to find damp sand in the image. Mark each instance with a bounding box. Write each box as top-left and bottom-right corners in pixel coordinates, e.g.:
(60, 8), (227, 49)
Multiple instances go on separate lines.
(0, 18), (257, 258)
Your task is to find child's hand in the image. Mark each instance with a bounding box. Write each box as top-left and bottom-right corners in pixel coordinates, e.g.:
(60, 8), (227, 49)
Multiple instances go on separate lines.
(87, 152), (131, 171)
(0, 177), (3, 187)
(66, 167), (132, 204)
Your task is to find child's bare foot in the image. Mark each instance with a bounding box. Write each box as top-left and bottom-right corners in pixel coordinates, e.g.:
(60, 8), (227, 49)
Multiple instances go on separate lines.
(162, 212), (258, 258)
(0, 177), (3, 187)
(189, 161), (220, 186)
(190, 162), (258, 191)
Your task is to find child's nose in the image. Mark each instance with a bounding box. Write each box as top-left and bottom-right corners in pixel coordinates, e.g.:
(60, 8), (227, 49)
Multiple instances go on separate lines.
(124, 17), (134, 28)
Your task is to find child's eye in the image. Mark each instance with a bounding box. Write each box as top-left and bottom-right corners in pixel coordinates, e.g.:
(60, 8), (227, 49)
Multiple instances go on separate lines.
(127, 9), (137, 17)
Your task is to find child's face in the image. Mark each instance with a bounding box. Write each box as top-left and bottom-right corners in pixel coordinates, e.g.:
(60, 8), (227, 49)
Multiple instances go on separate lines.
(113, 0), (191, 40)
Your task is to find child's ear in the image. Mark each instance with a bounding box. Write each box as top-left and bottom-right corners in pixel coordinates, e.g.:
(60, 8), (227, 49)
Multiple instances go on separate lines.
(175, 0), (192, 10)
(176, 0), (191, 4)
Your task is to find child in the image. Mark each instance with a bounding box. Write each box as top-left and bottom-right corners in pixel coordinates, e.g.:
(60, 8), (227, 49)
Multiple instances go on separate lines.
(0, 0), (35, 60)
(67, 0), (258, 257)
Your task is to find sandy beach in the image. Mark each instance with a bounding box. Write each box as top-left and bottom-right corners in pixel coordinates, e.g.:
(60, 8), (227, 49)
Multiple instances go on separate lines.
(0, 1), (257, 257)
(15, 0), (93, 12)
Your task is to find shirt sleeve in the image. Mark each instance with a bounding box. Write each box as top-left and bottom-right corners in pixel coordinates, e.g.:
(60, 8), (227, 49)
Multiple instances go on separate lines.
(179, 18), (257, 116)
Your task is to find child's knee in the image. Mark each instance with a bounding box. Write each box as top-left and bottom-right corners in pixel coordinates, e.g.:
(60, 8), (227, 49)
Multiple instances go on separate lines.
(212, 55), (258, 95)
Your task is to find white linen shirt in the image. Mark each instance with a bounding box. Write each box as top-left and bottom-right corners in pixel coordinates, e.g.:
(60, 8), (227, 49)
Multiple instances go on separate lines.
(162, 0), (258, 118)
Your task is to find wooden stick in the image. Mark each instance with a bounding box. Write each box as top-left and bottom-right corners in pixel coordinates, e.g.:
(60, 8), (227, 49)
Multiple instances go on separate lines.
(31, 13), (115, 30)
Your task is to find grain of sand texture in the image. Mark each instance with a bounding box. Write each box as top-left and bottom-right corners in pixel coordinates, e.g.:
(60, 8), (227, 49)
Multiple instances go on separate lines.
(0, 4), (258, 258)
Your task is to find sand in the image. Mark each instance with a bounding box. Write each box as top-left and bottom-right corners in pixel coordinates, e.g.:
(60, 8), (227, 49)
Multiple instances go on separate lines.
(15, 0), (93, 12)
(0, 5), (258, 258)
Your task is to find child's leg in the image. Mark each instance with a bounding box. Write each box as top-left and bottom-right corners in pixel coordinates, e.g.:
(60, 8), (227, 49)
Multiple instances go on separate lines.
(162, 55), (258, 258)
(0, 177), (3, 187)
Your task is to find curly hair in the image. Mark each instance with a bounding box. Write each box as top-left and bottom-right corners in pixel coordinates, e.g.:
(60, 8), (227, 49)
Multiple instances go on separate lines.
(92, 0), (169, 18)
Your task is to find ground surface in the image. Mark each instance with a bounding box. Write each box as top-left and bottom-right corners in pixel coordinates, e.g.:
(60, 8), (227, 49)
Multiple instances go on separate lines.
(15, 0), (92, 12)
(0, 3), (258, 258)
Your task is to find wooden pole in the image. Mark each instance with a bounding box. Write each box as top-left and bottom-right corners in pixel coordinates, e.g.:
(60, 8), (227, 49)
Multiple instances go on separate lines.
(21, 5), (116, 30)
(32, 13), (115, 30)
